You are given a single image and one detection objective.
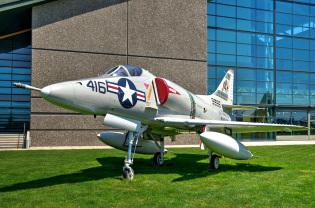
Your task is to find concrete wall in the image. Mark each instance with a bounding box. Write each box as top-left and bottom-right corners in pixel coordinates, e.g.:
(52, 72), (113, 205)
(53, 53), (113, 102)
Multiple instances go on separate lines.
(31, 0), (207, 146)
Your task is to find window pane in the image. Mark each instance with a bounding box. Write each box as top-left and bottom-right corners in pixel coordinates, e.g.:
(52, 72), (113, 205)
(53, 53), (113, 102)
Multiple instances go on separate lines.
(208, 40), (215, 52)
(293, 27), (309, 38)
(257, 57), (273, 69)
(276, 13), (292, 25)
(257, 70), (274, 81)
(293, 84), (309, 95)
(256, 34), (273, 46)
(237, 19), (255, 32)
(277, 94), (293, 104)
(257, 82), (273, 93)
(276, 24), (292, 35)
(0, 60), (11, 67)
(207, 15), (215, 27)
(276, 59), (293, 70)
(292, 15), (310, 27)
(276, 36), (292, 48)
(276, 71), (292, 82)
(257, 93), (273, 104)
(237, 93), (256, 104)
(217, 4), (236, 18)
(256, 22), (273, 34)
(217, 17), (236, 29)
(276, 1), (292, 13)
(237, 7), (254, 20)
(237, 56), (256, 67)
(256, 0), (273, 11)
(291, 111), (308, 127)
(216, 0), (236, 6)
(277, 48), (292, 59)
(208, 79), (216, 93)
(217, 42), (236, 54)
(237, 44), (253, 56)
(256, 45), (273, 58)
(207, 67), (216, 79)
(294, 72), (309, 83)
(256, 10), (273, 23)
(237, 81), (256, 93)
(237, 32), (255, 44)
(207, 2), (215, 15)
(293, 95), (309, 105)
(293, 49), (309, 61)
(293, 38), (309, 50)
(217, 54), (236, 66)
(237, 0), (255, 8)
(277, 83), (292, 94)
(13, 61), (31, 68)
(293, 3), (309, 16)
(237, 68), (256, 80)
(208, 28), (215, 40)
(0, 81), (11, 87)
(276, 111), (292, 124)
(217, 30), (236, 42)
(293, 61), (309, 71)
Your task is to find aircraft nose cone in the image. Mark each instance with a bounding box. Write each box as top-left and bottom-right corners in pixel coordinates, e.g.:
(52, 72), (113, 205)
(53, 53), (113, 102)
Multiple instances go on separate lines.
(41, 86), (51, 96)
(40, 82), (75, 105)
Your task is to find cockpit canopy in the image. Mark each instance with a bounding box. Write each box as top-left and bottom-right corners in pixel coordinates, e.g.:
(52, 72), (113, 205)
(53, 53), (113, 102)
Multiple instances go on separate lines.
(104, 65), (144, 77)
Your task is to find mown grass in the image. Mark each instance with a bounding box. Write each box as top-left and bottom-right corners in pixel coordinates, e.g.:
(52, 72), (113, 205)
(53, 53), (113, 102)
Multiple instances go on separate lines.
(0, 146), (315, 208)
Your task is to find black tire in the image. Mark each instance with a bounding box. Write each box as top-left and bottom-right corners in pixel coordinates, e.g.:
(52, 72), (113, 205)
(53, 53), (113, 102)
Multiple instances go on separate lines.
(122, 166), (134, 180)
(209, 155), (220, 170)
(153, 152), (163, 166)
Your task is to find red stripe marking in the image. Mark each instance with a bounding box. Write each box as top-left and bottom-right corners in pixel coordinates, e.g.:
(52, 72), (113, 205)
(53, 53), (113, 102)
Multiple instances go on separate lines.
(137, 92), (145, 98)
(108, 85), (119, 90)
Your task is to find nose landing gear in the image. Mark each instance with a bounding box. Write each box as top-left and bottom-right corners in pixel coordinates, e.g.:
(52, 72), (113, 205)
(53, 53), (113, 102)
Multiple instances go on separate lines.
(122, 126), (147, 180)
(122, 164), (134, 180)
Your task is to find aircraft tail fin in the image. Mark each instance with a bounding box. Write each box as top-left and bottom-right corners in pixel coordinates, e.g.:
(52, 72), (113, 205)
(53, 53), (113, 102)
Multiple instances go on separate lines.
(211, 69), (234, 105)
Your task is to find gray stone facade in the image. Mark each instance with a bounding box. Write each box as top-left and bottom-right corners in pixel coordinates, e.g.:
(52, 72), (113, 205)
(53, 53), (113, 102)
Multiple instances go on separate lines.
(31, 0), (207, 146)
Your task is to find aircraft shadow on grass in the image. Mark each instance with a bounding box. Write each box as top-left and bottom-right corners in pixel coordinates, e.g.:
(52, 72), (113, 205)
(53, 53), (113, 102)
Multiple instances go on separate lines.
(0, 153), (282, 192)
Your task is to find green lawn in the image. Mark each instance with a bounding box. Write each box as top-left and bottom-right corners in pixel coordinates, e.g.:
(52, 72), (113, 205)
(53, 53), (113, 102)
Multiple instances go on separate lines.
(0, 146), (315, 208)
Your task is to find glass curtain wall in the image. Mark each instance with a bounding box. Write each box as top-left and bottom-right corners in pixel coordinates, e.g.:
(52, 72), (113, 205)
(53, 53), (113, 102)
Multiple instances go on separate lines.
(0, 32), (31, 132)
(207, 0), (314, 139)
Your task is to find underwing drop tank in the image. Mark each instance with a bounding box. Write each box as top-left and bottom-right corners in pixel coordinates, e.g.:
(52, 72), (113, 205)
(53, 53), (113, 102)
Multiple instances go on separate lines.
(200, 131), (253, 160)
(97, 131), (161, 154)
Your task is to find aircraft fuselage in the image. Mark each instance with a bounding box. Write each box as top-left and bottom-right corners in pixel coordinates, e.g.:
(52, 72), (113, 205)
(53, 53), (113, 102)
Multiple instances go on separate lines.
(40, 75), (229, 128)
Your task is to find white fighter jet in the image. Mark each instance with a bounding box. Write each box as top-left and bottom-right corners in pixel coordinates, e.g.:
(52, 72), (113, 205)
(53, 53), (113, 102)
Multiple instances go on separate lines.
(14, 65), (306, 180)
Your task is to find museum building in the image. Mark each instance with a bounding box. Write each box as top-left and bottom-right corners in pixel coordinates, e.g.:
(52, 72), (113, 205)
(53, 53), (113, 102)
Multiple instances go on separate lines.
(0, 0), (314, 147)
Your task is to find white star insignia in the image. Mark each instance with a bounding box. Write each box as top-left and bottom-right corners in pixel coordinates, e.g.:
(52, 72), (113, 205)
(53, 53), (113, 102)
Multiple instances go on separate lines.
(120, 81), (136, 105)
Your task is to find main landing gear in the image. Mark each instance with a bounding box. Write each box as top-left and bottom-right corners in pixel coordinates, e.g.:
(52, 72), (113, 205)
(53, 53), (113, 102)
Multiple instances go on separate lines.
(153, 138), (165, 166)
(208, 149), (220, 170)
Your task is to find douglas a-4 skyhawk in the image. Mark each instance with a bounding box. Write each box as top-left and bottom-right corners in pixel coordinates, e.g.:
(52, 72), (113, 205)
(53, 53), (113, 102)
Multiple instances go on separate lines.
(15, 65), (306, 180)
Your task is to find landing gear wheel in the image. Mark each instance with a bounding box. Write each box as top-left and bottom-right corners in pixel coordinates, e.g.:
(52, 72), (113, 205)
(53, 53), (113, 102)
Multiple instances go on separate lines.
(153, 152), (164, 166)
(122, 166), (134, 180)
(209, 155), (220, 170)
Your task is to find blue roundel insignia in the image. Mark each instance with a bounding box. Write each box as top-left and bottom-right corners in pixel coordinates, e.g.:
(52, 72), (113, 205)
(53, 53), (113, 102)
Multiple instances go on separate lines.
(117, 78), (138, 108)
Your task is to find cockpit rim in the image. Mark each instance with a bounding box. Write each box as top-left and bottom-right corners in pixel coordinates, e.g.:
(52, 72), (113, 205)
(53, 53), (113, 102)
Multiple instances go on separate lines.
(104, 65), (144, 77)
